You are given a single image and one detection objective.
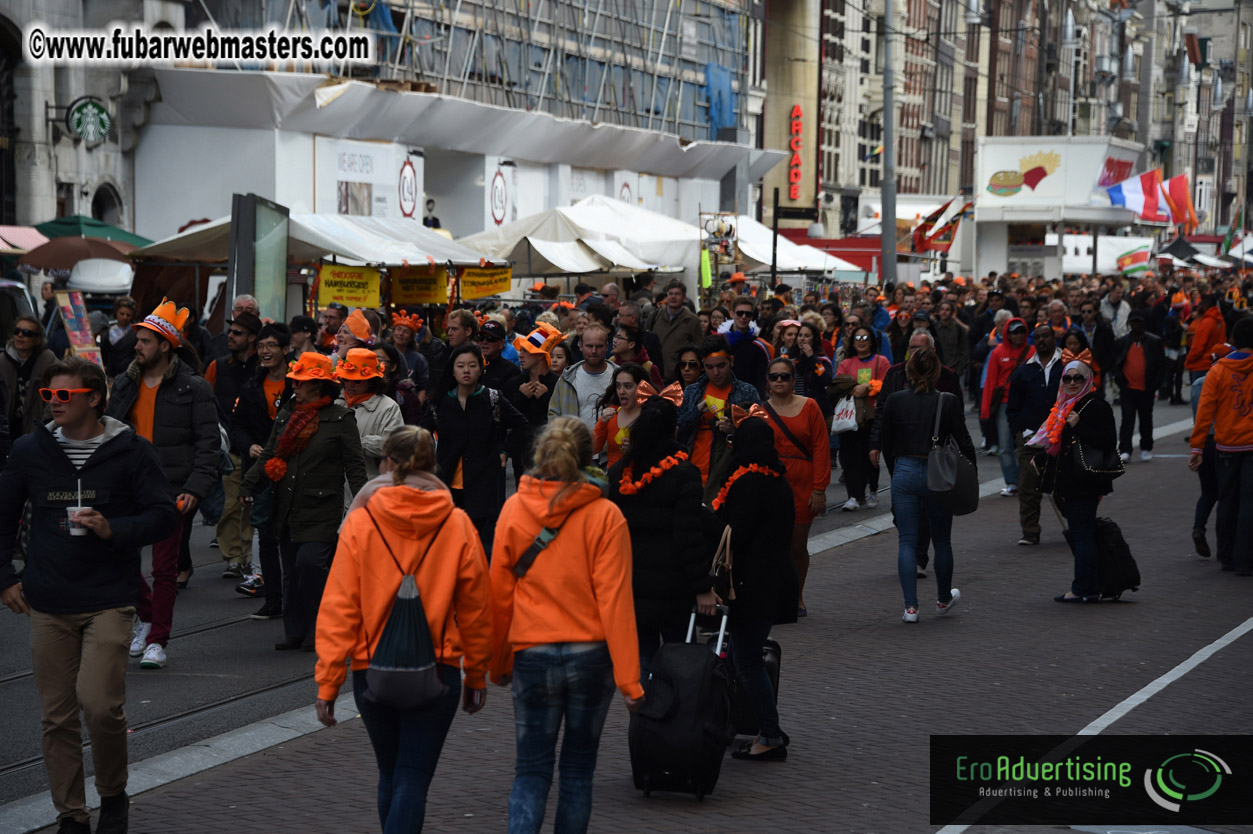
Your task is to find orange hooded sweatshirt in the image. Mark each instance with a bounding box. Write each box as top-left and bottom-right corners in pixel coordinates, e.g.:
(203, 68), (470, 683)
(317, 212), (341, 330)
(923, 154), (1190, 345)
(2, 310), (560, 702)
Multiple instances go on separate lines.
(315, 485), (494, 702)
(1190, 350), (1253, 454)
(490, 475), (643, 699)
(1185, 306), (1227, 373)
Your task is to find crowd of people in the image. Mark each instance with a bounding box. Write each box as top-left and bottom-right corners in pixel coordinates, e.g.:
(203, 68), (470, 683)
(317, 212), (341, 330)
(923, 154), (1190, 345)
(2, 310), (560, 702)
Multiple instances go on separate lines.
(0, 265), (1251, 834)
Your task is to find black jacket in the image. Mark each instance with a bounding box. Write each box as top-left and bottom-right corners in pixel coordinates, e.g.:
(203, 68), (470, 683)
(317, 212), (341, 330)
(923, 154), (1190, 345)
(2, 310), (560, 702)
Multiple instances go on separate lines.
(718, 470), (798, 624)
(1112, 331), (1166, 392)
(501, 371), (557, 462)
(419, 386), (528, 518)
(1074, 321), (1115, 375)
(1006, 352), (1063, 436)
(482, 356), (522, 392)
(240, 403), (368, 543)
(106, 357), (220, 500)
(870, 362), (963, 451)
(420, 337), (451, 397)
(876, 389), (976, 468)
(1039, 393), (1117, 499)
(207, 353), (260, 424)
(0, 418), (179, 614)
(228, 369), (294, 474)
(100, 326), (138, 379)
(608, 457), (711, 629)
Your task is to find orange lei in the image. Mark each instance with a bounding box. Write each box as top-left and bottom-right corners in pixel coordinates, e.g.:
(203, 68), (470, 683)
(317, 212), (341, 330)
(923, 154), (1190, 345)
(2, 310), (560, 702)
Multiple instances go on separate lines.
(1041, 399), (1081, 450)
(618, 452), (688, 495)
(711, 463), (781, 511)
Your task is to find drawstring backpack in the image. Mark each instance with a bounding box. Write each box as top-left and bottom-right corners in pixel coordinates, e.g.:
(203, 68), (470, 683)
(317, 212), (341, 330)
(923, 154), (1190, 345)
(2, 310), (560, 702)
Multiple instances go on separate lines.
(361, 502), (453, 710)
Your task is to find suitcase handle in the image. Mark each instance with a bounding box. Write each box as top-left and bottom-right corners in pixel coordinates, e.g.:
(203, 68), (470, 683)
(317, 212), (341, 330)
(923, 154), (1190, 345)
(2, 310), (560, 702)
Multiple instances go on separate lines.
(686, 604), (730, 655)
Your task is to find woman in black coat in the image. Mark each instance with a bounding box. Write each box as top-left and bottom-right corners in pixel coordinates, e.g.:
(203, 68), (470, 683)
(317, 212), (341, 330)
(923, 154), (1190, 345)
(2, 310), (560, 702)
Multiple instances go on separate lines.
(712, 416), (797, 762)
(420, 343), (527, 557)
(1033, 358), (1118, 602)
(608, 398), (716, 675)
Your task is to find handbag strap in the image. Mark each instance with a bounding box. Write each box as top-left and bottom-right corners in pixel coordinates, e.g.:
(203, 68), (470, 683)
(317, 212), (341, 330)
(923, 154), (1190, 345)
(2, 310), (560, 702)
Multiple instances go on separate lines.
(930, 391), (950, 447)
(763, 401), (812, 461)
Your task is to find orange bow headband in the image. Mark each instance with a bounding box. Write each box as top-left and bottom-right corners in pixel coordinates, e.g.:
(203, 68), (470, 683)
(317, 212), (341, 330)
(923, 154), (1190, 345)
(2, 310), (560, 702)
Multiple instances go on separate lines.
(1060, 348), (1093, 368)
(635, 381), (684, 407)
(391, 311), (424, 332)
(730, 403), (768, 428)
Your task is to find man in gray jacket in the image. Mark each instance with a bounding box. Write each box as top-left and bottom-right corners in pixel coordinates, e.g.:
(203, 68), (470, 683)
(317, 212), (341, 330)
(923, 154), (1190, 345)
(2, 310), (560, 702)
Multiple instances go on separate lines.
(547, 322), (617, 430)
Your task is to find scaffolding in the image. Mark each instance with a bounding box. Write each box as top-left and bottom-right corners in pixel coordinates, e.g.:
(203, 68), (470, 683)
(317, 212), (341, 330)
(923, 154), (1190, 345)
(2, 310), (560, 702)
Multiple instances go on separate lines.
(281, 0), (753, 142)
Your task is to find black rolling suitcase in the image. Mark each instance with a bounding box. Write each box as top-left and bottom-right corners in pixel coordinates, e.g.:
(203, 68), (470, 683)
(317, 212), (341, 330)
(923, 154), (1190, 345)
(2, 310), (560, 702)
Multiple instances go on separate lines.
(1054, 500), (1141, 599)
(709, 632), (782, 736)
(629, 606), (736, 800)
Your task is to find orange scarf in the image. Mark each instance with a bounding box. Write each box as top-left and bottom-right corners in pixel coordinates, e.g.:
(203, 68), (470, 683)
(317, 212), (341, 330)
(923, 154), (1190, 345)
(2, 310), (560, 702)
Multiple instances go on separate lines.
(344, 391), (374, 409)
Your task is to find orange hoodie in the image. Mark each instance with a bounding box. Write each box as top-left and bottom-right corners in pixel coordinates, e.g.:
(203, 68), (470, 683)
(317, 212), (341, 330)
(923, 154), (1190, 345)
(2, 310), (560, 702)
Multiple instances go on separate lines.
(315, 486), (494, 702)
(1190, 351), (1253, 454)
(490, 476), (643, 699)
(1185, 306), (1227, 373)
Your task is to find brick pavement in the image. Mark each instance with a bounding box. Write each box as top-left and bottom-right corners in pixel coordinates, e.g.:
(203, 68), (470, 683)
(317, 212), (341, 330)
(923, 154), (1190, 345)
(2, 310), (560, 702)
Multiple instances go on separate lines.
(34, 452), (1253, 834)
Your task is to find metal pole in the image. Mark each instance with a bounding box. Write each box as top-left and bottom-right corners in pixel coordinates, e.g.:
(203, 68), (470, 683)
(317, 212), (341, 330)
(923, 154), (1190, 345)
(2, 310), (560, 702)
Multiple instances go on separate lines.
(880, 0), (898, 288)
(771, 187), (779, 289)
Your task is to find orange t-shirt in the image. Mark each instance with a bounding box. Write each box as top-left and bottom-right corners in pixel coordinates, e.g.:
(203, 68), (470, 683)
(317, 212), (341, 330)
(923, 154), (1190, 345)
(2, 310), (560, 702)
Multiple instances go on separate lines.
(691, 382), (732, 482)
(1124, 342), (1146, 391)
(130, 379), (160, 442)
(204, 359), (218, 388)
(262, 377), (285, 420)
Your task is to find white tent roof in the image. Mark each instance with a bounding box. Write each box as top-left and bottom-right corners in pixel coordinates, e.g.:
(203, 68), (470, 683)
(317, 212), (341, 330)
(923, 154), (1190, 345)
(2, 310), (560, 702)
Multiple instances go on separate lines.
(460, 195), (699, 278)
(68, 258), (134, 294)
(131, 214), (500, 267)
(734, 215), (864, 274)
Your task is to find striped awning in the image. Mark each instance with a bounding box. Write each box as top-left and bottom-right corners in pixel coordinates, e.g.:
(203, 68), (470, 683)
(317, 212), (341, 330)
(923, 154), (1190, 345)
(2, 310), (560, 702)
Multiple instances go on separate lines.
(0, 226), (50, 251)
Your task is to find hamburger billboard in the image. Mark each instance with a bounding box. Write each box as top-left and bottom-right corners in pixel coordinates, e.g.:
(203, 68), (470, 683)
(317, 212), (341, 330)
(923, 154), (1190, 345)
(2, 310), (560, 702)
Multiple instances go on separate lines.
(975, 137), (1143, 212)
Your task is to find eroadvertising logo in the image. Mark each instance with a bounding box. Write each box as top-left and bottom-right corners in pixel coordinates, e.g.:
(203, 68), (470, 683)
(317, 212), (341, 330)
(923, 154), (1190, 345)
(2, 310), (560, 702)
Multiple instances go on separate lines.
(931, 735), (1251, 826)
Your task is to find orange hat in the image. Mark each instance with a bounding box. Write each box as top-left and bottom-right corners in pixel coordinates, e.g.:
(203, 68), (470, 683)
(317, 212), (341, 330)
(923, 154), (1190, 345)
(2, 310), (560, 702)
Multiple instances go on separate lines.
(286, 352), (335, 382)
(953, 276), (967, 286)
(335, 347), (384, 381)
(514, 321), (563, 359)
(728, 272), (747, 284)
(134, 298), (190, 347)
(531, 281), (547, 293)
(391, 311), (424, 332)
(1171, 291), (1188, 308)
(344, 309), (373, 345)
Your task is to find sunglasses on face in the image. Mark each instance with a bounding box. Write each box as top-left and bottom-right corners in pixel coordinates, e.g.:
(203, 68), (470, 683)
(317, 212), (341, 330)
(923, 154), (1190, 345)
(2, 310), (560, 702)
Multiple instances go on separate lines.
(1062, 374), (1087, 384)
(734, 309), (753, 317)
(13, 327), (38, 338)
(767, 372), (793, 382)
(678, 360), (700, 369)
(854, 335), (871, 342)
(40, 387), (91, 402)
(228, 329), (248, 337)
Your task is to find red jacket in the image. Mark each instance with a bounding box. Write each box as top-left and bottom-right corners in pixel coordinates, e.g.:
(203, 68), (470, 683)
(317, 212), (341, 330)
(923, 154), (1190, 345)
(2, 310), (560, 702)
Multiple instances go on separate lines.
(981, 318), (1036, 420)
(1185, 306), (1226, 373)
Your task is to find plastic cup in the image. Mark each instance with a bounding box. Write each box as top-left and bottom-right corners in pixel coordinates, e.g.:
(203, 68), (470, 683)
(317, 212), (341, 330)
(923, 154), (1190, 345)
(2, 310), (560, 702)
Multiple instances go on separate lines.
(66, 507), (91, 536)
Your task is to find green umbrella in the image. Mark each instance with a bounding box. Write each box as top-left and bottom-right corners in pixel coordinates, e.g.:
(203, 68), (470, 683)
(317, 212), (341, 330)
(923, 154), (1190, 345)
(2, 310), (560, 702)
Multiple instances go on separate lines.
(34, 215), (151, 248)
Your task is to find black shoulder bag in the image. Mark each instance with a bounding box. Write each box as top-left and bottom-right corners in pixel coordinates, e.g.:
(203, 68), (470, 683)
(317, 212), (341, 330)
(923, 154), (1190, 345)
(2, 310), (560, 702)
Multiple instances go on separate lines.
(762, 401), (812, 461)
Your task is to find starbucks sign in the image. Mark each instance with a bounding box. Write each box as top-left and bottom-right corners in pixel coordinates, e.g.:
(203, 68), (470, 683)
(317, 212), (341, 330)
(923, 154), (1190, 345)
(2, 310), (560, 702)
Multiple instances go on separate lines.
(66, 97), (112, 143)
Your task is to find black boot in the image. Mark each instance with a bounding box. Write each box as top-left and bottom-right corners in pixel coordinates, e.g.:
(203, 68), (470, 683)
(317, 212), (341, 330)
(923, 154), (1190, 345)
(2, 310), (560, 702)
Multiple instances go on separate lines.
(96, 792), (128, 834)
(56, 818), (91, 834)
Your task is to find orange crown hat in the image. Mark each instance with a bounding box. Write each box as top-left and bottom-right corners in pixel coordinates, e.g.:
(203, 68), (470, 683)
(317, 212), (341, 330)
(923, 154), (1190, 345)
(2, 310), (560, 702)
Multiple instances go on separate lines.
(134, 298), (190, 347)
(514, 322), (563, 359)
(391, 311), (424, 332)
(730, 403), (769, 428)
(345, 309), (374, 345)
(636, 381), (684, 407)
(287, 351), (335, 382)
(1171, 291), (1188, 308)
(335, 347), (384, 381)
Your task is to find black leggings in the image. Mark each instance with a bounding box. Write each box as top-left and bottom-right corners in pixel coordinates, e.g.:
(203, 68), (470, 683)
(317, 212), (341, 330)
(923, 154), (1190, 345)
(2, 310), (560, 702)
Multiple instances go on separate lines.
(839, 423), (879, 503)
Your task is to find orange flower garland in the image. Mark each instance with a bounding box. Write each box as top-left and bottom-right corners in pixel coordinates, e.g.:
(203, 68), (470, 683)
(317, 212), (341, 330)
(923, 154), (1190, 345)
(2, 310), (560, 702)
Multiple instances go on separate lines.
(618, 452), (688, 495)
(264, 457), (288, 481)
(711, 463), (781, 511)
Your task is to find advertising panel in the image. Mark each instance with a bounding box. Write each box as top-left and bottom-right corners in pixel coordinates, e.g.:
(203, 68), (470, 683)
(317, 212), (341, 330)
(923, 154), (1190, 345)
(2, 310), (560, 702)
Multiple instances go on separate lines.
(318, 264), (381, 308)
(315, 137), (424, 219)
(392, 265), (450, 305)
(460, 266), (513, 300)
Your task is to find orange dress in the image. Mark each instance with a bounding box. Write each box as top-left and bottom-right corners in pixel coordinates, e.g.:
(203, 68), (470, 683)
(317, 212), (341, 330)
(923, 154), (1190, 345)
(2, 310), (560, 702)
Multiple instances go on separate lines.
(766, 397), (831, 524)
(593, 410), (634, 470)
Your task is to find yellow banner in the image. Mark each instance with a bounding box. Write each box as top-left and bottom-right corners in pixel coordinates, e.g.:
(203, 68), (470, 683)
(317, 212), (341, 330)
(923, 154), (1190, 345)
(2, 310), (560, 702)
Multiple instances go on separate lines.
(318, 264), (380, 308)
(460, 266), (512, 300)
(392, 265), (449, 305)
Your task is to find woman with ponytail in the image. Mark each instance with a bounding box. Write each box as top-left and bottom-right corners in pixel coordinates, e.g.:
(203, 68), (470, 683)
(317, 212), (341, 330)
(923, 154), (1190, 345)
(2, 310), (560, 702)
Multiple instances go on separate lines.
(711, 416), (797, 763)
(317, 425), (493, 833)
(608, 398), (716, 674)
(491, 417), (643, 834)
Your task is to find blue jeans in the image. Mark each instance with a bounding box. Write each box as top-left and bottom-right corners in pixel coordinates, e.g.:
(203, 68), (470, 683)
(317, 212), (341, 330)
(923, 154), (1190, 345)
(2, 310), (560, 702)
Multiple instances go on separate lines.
(995, 404), (1019, 486)
(890, 457), (955, 609)
(728, 615), (784, 744)
(509, 643), (617, 834)
(353, 665), (461, 834)
(1062, 495), (1101, 597)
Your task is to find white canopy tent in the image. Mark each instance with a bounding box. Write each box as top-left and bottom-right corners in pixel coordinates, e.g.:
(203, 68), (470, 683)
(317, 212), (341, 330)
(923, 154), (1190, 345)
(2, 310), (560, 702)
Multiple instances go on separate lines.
(734, 215), (864, 275)
(460, 195), (701, 281)
(131, 213), (502, 266)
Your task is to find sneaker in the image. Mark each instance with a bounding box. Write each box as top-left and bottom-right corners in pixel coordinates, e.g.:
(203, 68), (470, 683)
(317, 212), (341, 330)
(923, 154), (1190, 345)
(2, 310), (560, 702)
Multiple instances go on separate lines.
(209, 537), (219, 549)
(140, 643), (167, 669)
(96, 791), (129, 834)
(1000, 486), (1018, 497)
(56, 819), (91, 834)
(902, 607), (919, 623)
(864, 493), (880, 509)
(1193, 527), (1211, 558)
(985, 445), (999, 456)
(1140, 450), (1153, 462)
(841, 497), (861, 512)
(250, 600), (283, 620)
(936, 588), (962, 615)
(1119, 452), (1131, 463)
(916, 568), (928, 579)
(221, 562), (246, 579)
(1017, 536), (1039, 546)
(235, 574), (265, 597)
(129, 620), (151, 657)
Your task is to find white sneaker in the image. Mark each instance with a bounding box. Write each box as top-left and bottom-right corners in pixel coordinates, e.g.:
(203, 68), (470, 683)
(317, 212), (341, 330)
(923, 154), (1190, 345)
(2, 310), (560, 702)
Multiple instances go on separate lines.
(985, 445), (1000, 456)
(140, 643), (166, 669)
(129, 620), (151, 657)
(1000, 486), (1018, 497)
(937, 588), (962, 615)
(1140, 450), (1153, 462)
(841, 497), (861, 512)
(1119, 452), (1130, 463)
(864, 493), (880, 509)
(902, 607), (919, 623)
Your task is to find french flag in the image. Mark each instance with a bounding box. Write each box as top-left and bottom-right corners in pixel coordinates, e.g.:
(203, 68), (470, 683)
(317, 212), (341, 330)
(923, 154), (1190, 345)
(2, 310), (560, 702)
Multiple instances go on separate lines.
(1106, 170), (1165, 221)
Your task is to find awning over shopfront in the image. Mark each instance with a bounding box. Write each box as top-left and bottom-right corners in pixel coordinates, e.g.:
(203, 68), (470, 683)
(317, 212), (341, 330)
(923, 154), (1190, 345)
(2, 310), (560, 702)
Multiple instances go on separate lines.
(734, 215), (863, 273)
(149, 68), (785, 183)
(132, 214), (501, 267)
(0, 225), (50, 252)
